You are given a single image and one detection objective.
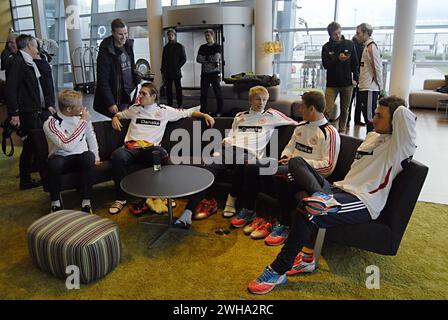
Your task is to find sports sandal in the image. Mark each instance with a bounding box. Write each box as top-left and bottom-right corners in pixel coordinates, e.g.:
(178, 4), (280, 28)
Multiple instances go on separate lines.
(109, 200), (127, 215)
(223, 204), (236, 218)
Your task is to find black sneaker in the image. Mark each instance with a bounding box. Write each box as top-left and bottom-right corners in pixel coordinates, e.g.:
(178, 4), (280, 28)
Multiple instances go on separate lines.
(20, 180), (42, 190)
(81, 205), (93, 214)
(51, 205), (63, 213)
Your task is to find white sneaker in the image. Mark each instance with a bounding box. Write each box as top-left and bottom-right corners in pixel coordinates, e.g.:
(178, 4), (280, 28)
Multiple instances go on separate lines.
(109, 200), (127, 215)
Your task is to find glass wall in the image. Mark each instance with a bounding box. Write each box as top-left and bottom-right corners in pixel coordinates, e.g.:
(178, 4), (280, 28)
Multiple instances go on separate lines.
(274, 0), (448, 95)
(10, 0), (35, 36)
(11, 0), (448, 91)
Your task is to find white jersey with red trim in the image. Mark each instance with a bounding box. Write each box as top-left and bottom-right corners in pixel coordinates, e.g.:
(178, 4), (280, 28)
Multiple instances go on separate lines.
(281, 118), (340, 177)
(359, 38), (383, 91)
(223, 108), (298, 158)
(333, 106), (417, 220)
(43, 112), (100, 161)
(116, 103), (199, 146)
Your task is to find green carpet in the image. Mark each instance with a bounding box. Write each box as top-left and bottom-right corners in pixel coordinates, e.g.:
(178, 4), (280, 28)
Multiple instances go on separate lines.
(1, 151), (447, 300)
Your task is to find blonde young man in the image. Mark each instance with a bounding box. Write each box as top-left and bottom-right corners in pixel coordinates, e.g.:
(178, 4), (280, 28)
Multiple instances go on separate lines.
(108, 82), (214, 215)
(43, 89), (100, 213)
(174, 86), (297, 229)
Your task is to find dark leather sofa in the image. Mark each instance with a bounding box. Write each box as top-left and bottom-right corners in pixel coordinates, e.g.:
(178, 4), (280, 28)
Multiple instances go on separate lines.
(31, 117), (428, 257)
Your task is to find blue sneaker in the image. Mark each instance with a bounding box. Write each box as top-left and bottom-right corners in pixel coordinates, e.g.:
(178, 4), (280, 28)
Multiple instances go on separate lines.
(248, 266), (287, 295)
(230, 209), (256, 228)
(302, 192), (341, 215)
(264, 224), (290, 246)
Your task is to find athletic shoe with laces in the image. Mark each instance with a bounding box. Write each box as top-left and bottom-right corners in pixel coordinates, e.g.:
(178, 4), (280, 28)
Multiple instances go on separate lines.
(250, 219), (273, 239)
(247, 266), (287, 295)
(109, 200), (127, 215)
(51, 205), (63, 213)
(285, 252), (316, 276)
(193, 198), (218, 220)
(243, 217), (265, 235)
(264, 224), (290, 246)
(131, 199), (148, 215)
(302, 192), (342, 215)
(81, 205), (93, 214)
(230, 209), (256, 228)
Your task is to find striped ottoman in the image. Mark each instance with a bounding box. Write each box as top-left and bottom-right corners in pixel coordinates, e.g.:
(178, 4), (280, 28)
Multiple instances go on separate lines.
(27, 210), (121, 284)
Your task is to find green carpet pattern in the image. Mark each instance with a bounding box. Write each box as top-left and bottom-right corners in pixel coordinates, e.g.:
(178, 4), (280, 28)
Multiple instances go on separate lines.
(1, 150), (447, 300)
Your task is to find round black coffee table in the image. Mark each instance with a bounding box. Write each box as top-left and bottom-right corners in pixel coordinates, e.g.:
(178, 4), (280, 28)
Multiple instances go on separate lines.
(121, 165), (214, 247)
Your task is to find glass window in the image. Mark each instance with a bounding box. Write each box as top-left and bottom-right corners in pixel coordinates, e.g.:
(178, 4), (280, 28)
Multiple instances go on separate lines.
(417, 0), (448, 26)
(12, 0), (31, 6)
(276, 0), (336, 29)
(337, 0), (396, 28)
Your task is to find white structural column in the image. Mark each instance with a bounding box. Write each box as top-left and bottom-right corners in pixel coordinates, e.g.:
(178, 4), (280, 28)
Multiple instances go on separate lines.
(389, 0), (418, 101)
(147, 0), (163, 88)
(254, 0), (273, 75)
(31, 0), (48, 39)
(64, 0), (83, 86)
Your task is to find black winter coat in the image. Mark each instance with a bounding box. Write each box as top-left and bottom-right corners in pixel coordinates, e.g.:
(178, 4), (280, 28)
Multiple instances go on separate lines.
(161, 41), (187, 80)
(93, 36), (140, 118)
(321, 36), (359, 87)
(34, 58), (56, 108)
(5, 52), (42, 116)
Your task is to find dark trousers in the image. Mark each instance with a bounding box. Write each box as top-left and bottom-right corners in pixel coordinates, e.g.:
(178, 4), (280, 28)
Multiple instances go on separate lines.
(348, 86), (364, 124)
(270, 157), (372, 274)
(165, 77), (183, 107)
(19, 111), (46, 183)
(358, 90), (379, 133)
(111, 146), (169, 200)
(47, 151), (95, 202)
(271, 190), (371, 274)
(274, 158), (331, 226)
(200, 73), (223, 115)
(185, 148), (267, 212)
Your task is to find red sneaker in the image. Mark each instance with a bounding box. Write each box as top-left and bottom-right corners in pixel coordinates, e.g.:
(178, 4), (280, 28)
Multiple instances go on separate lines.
(131, 199), (148, 215)
(193, 198), (218, 220)
(250, 220), (273, 239)
(285, 252), (316, 276)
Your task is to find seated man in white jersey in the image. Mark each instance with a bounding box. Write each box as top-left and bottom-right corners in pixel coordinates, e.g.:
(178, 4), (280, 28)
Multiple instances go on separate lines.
(247, 95), (417, 295)
(108, 82), (215, 215)
(245, 91), (340, 246)
(174, 86), (297, 229)
(43, 89), (100, 214)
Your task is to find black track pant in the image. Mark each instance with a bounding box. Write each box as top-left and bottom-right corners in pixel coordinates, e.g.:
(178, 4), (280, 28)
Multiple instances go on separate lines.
(47, 151), (95, 202)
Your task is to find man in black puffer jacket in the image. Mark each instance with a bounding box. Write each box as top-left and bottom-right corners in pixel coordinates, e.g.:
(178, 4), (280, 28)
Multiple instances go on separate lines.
(161, 28), (186, 107)
(321, 22), (359, 133)
(93, 18), (140, 118)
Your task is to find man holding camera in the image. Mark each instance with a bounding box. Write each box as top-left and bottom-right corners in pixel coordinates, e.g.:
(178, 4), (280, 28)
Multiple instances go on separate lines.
(5, 34), (48, 190)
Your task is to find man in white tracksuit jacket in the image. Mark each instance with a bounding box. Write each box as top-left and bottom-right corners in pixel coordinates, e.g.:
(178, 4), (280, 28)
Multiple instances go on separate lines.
(248, 95), (417, 295)
(356, 23), (383, 133)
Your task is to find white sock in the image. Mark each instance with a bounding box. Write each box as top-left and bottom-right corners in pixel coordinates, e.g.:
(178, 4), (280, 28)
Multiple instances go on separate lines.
(82, 199), (91, 207)
(51, 200), (61, 207)
(225, 195), (236, 208)
(178, 209), (192, 224)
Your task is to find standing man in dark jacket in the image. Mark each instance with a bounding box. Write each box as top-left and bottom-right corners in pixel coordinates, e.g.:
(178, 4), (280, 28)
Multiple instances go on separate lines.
(93, 18), (140, 118)
(161, 28), (186, 107)
(6, 35), (47, 189)
(197, 29), (223, 116)
(321, 22), (358, 133)
(1, 32), (19, 78)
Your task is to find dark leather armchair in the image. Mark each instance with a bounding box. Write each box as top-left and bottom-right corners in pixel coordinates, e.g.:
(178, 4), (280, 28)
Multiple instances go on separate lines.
(312, 135), (429, 265)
